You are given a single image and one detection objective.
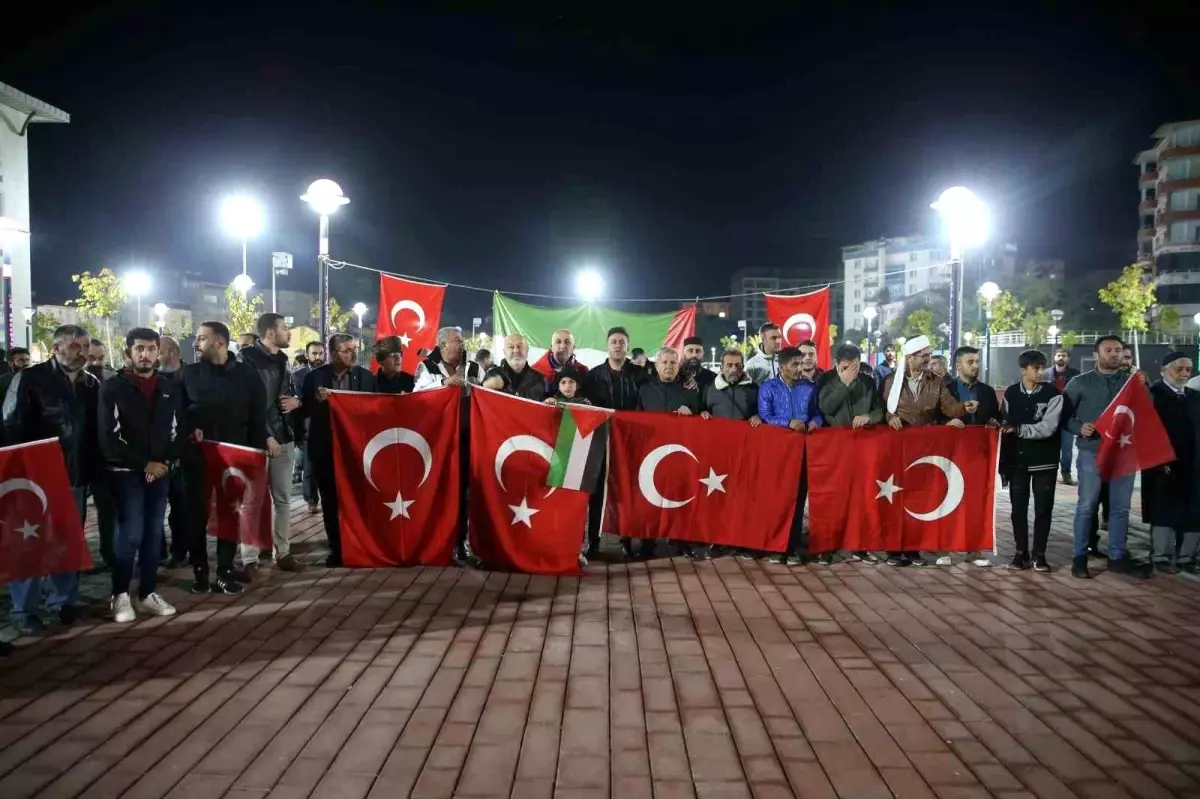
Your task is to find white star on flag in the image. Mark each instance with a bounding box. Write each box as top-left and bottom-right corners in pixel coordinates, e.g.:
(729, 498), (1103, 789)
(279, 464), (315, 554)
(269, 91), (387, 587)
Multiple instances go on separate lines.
(399, 332), (412, 348)
(698, 468), (727, 496)
(1119, 434), (1132, 447)
(509, 495), (539, 527)
(875, 475), (902, 503)
(385, 491), (415, 520)
(17, 520), (39, 540)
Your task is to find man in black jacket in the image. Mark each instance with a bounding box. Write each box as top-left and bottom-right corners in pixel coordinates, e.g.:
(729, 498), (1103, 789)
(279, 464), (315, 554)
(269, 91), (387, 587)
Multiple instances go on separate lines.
(98, 328), (184, 623)
(179, 321), (268, 594)
(638, 347), (701, 415)
(300, 333), (377, 567)
(291, 340), (325, 514)
(681, 336), (716, 395)
(483, 333), (545, 401)
(374, 336), (415, 394)
(237, 313), (303, 578)
(157, 336), (190, 567)
(2, 324), (100, 635)
(1142, 352), (1200, 574)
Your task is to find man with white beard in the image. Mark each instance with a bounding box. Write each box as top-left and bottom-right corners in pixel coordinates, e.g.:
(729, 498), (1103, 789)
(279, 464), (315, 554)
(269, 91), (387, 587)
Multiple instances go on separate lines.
(483, 333), (546, 400)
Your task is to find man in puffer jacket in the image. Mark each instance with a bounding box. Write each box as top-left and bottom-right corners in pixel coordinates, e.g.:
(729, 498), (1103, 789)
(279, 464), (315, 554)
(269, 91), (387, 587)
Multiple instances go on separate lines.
(702, 348), (761, 425)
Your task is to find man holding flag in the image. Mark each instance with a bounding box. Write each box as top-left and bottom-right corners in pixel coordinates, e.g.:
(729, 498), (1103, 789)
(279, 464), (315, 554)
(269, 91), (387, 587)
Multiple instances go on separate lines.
(1141, 352), (1200, 573)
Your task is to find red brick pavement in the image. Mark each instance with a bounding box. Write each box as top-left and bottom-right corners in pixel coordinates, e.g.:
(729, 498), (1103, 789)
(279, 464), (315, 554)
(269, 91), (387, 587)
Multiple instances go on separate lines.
(1, 483), (1199, 798)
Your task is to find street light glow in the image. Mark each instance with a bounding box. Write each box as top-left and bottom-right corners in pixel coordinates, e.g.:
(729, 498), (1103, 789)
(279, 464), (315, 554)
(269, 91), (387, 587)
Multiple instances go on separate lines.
(576, 268), (604, 302)
(862, 306), (877, 322)
(153, 302), (169, 318)
(932, 187), (990, 255)
(352, 302), (368, 317)
(1193, 311), (1200, 326)
(977, 281), (1001, 303)
(232, 273), (255, 294)
(124, 271), (151, 297)
(301, 179), (350, 216)
(220, 196), (265, 241)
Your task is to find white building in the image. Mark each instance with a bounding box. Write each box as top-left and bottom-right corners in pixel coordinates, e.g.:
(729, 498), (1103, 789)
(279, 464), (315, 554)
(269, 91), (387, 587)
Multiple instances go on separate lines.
(0, 82), (69, 351)
(1135, 119), (1200, 321)
(841, 235), (948, 333)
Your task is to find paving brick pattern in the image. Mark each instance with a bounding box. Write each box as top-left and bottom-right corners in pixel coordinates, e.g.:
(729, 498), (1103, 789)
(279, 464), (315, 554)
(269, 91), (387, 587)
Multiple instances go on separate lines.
(1, 481), (1199, 798)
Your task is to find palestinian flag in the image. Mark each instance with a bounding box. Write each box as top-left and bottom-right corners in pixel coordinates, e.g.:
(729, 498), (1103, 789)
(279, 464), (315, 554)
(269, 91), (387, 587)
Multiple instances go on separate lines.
(546, 404), (611, 492)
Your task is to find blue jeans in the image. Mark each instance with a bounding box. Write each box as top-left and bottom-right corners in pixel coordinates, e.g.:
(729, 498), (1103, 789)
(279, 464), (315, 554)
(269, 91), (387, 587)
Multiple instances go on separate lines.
(1059, 430), (1075, 476)
(9, 487), (86, 621)
(1073, 449), (1133, 559)
(111, 471), (170, 598)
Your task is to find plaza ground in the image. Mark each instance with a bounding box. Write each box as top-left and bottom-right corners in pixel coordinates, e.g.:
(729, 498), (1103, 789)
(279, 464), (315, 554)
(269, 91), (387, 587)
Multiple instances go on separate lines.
(1, 482), (1199, 798)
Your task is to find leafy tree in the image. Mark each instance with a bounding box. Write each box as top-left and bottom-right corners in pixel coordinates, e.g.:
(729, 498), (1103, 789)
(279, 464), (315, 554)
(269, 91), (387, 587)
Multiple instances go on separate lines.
(32, 311), (60, 354)
(68, 268), (126, 354)
(464, 332), (492, 354)
(288, 325), (321, 358)
(1155, 304), (1181, 333)
(1022, 307), (1053, 347)
(984, 290), (1025, 332)
(225, 285), (264, 339)
(1098, 264), (1156, 333)
(1060, 331), (1079, 350)
(719, 334), (759, 358)
(311, 297), (356, 334)
(903, 309), (938, 346)
(828, 323), (839, 347)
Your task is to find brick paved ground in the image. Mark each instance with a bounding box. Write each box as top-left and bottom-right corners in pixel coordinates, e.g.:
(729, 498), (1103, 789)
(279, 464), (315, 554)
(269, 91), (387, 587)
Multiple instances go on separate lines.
(1, 481), (1199, 798)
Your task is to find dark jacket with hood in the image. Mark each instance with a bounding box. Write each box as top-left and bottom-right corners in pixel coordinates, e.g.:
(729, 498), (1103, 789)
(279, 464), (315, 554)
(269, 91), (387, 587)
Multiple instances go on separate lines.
(178, 355), (269, 453)
(582, 359), (644, 410)
(2, 359), (103, 486)
(98, 370), (185, 470)
(240, 342), (295, 445)
(299, 363), (377, 459)
(816, 369), (884, 427)
(1141, 380), (1200, 532)
(702, 373), (759, 421)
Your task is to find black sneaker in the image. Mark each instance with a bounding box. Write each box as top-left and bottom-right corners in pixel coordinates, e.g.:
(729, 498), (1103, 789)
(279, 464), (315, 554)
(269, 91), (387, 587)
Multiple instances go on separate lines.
(1061, 473), (1076, 486)
(1008, 553), (1030, 570)
(1032, 554), (1051, 573)
(190, 571), (211, 594)
(211, 571), (244, 595)
(738, 550), (758, 561)
(817, 553), (833, 565)
(851, 551), (880, 564)
(619, 538), (637, 559)
(1107, 556), (1151, 579)
(1071, 556), (1091, 579)
(783, 552), (804, 566)
(57, 605), (79, 626)
(909, 554), (927, 568)
(885, 555), (907, 567)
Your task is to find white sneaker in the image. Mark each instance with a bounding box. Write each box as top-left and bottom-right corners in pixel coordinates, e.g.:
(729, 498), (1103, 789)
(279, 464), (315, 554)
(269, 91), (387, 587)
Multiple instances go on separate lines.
(111, 593), (136, 623)
(971, 557), (992, 568)
(139, 592), (177, 617)
(935, 555), (953, 566)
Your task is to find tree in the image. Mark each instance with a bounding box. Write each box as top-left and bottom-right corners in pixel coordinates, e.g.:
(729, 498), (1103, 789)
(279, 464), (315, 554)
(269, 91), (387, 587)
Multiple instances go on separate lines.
(1155, 304), (1181, 333)
(903, 309), (938, 346)
(68, 268), (126, 354)
(312, 297), (356, 334)
(1060, 331), (1080, 350)
(32, 311), (60, 354)
(225, 286), (264, 339)
(986, 290), (1026, 333)
(1022, 307), (1053, 347)
(464, 332), (492, 353)
(289, 325), (321, 358)
(828, 324), (839, 348)
(1099, 264), (1156, 333)
(719, 334), (758, 358)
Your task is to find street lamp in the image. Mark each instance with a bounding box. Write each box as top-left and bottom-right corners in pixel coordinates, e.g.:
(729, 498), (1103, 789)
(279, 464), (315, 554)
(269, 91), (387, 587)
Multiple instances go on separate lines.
(862, 305), (877, 364)
(932, 186), (990, 357)
(153, 302), (169, 333)
(301, 179), (350, 347)
(1050, 308), (1064, 346)
(21, 307), (34, 349)
(978, 281), (1001, 384)
(220, 196), (265, 294)
(124, 271), (151, 326)
(1046, 325), (1059, 345)
(576, 268), (604, 302)
(352, 302), (368, 366)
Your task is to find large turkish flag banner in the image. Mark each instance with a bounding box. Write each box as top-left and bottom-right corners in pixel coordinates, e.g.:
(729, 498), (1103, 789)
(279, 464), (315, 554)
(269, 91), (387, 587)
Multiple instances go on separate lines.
(203, 441), (273, 549)
(0, 438), (92, 582)
(332, 389), (460, 567)
(764, 287), (831, 369)
(805, 426), (999, 553)
(469, 389), (590, 575)
(375, 274), (446, 374)
(1095, 372), (1174, 480)
(606, 411), (803, 551)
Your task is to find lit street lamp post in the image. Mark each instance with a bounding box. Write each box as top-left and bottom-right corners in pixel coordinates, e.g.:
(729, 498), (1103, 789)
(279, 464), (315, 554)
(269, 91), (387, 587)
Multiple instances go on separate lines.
(932, 187), (990, 356)
(153, 302), (169, 334)
(1050, 308), (1064, 346)
(302, 180), (350, 348)
(978, 281), (1001, 384)
(352, 302), (368, 366)
(21, 307), (34, 349)
(862, 305), (877, 365)
(124, 271), (152, 327)
(221, 196), (265, 297)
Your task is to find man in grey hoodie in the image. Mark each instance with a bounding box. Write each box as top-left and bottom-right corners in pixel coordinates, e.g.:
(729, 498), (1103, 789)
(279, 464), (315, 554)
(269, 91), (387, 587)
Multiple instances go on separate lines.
(745, 322), (784, 385)
(1063, 335), (1150, 580)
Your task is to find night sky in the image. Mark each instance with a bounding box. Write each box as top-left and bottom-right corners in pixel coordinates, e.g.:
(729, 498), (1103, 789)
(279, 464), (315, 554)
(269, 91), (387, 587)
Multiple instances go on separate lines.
(5, 3), (1199, 325)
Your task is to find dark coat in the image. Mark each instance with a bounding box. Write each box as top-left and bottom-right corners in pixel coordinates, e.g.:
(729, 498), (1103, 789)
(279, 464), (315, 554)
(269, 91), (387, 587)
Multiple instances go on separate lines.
(376, 370), (415, 394)
(486, 360), (546, 401)
(1, 359), (102, 486)
(638, 378), (701, 415)
(97, 370), (185, 470)
(581, 359), (644, 411)
(178, 357), (268, 451)
(239, 343), (295, 444)
(816, 369), (884, 427)
(299, 364), (377, 459)
(1141, 381), (1200, 532)
(702, 375), (759, 421)
(945, 377), (1003, 426)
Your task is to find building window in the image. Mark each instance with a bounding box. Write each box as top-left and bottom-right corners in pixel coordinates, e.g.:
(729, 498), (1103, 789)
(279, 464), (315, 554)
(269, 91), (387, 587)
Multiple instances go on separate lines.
(909, 252), (918, 262)
(854, 304), (860, 313)
(1176, 127), (1200, 148)
(1169, 220), (1200, 243)
(1170, 189), (1200, 212)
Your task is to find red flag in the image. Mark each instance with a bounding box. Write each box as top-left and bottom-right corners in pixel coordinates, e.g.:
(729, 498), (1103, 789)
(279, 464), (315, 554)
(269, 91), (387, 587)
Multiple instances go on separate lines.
(806, 426), (999, 553)
(203, 441), (272, 549)
(1095, 372), (1175, 480)
(375, 274), (446, 374)
(662, 305), (698, 351)
(470, 389), (589, 575)
(606, 411), (803, 551)
(0, 438), (92, 581)
(764, 287), (832, 369)
(331, 389), (460, 567)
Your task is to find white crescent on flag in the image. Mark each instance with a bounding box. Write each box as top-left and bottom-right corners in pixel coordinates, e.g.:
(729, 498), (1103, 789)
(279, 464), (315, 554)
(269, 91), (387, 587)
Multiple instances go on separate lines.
(0, 479), (49, 515)
(782, 312), (817, 345)
(362, 427), (434, 489)
(495, 435), (557, 497)
(390, 300), (428, 332)
(904, 456), (965, 522)
(637, 444), (698, 509)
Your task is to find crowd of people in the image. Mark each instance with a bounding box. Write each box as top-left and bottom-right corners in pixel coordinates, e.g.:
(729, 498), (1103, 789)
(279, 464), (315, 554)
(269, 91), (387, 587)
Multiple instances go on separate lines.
(2, 315), (1197, 657)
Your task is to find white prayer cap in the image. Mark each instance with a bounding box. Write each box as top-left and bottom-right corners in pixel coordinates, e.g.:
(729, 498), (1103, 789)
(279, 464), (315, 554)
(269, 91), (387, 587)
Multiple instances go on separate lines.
(887, 335), (932, 414)
(902, 335), (931, 356)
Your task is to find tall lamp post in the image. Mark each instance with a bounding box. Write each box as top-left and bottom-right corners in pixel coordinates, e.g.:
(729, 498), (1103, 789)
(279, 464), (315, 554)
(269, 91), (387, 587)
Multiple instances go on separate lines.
(1050, 308), (1064, 346)
(21, 307), (34, 349)
(978, 281), (1001, 384)
(1193, 312), (1200, 363)
(932, 187), (990, 356)
(862, 305), (877, 365)
(221, 196), (264, 297)
(352, 302), (368, 366)
(124, 271), (151, 327)
(153, 302), (169, 334)
(301, 180), (350, 349)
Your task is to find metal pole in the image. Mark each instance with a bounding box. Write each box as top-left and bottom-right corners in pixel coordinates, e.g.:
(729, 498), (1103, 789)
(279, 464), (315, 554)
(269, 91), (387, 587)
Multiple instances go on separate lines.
(948, 255), (963, 357)
(984, 316), (991, 385)
(1, 256), (10, 353)
(272, 259), (277, 313)
(242, 238), (248, 277)
(318, 215), (330, 349)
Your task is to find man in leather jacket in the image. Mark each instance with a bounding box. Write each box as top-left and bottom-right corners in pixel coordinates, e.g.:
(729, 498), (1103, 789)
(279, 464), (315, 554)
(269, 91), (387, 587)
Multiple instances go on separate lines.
(236, 314), (304, 578)
(2, 324), (100, 636)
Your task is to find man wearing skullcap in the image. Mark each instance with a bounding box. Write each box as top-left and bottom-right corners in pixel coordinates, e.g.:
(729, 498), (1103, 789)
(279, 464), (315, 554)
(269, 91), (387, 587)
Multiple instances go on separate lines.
(880, 335), (974, 567)
(680, 336), (716, 394)
(1142, 351), (1200, 574)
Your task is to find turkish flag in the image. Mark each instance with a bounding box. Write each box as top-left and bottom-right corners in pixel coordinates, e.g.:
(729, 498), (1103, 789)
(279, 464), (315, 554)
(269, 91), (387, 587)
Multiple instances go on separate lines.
(1095, 372), (1174, 480)
(764, 287), (832, 369)
(375, 274), (446, 374)
(606, 411), (803, 551)
(203, 441), (272, 549)
(0, 438), (92, 582)
(331, 389), (460, 567)
(805, 426), (999, 553)
(469, 389), (590, 575)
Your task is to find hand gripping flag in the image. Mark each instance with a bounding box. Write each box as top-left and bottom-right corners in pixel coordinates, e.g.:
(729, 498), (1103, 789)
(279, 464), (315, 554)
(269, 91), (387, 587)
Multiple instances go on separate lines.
(203, 441), (272, 549)
(1094, 372), (1174, 480)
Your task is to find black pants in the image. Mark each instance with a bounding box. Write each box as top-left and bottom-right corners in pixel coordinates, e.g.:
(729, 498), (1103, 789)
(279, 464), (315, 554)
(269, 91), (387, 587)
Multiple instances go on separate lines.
(787, 458), (809, 555)
(1011, 467), (1056, 556)
(185, 460), (235, 574)
(587, 460), (606, 553)
(1087, 482), (1110, 548)
(300, 445), (320, 505)
(457, 437), (470, 558)
(314, 456), (341, 563)
(166, 465), (189, 562)
(91, 479), (117, 567)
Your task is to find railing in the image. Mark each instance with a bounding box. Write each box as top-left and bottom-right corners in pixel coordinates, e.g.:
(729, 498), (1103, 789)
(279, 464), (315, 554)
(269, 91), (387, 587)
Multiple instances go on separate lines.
(987, 330), (1200, 346)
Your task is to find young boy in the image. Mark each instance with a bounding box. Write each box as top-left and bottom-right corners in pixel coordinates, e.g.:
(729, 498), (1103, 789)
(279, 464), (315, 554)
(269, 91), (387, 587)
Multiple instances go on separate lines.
(1000, 349), (1064, 572)
(543, 370), (593, 406)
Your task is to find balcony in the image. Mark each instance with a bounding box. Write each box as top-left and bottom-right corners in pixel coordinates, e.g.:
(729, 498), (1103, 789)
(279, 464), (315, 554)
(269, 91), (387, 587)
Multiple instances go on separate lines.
(1160, 209), (1200, 225)
(1141, 198), (1158, 212)
(1162, 145), (1200, 160)
(1161, 176), (1200, 193)
(1140, 169), (1159, 186)
(1138, 226), (1156, 240)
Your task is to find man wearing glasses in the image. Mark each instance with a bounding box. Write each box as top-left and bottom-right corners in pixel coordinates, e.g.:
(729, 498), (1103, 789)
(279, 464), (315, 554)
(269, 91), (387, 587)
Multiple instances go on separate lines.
(298, 333), (377, 567)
